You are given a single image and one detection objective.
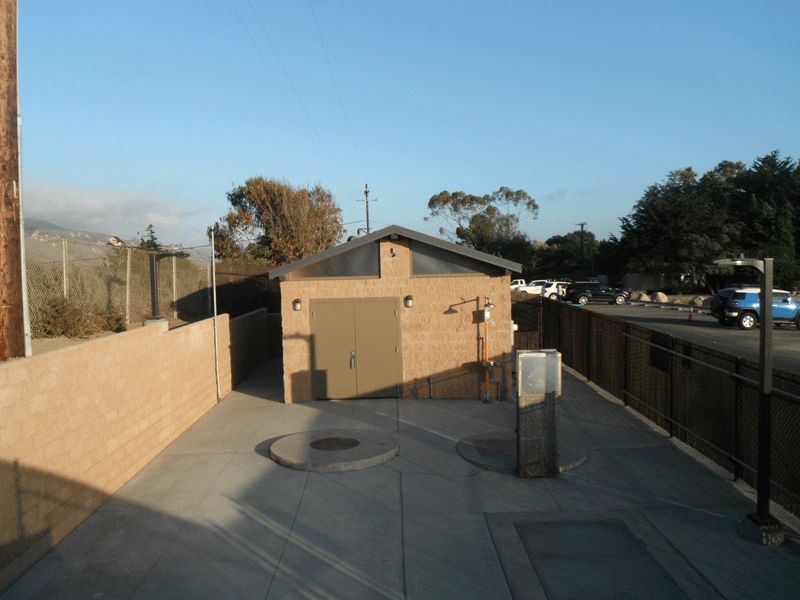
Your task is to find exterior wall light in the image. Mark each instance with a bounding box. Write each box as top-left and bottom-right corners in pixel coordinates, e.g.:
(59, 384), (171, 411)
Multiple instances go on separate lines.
(404, 295), (414, 308)
(292, 299), (302, 311)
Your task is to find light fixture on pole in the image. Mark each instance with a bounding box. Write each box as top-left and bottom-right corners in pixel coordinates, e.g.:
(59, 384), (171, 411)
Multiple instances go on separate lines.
(711, 256), (784, 545)
(145, 249), (190, 329)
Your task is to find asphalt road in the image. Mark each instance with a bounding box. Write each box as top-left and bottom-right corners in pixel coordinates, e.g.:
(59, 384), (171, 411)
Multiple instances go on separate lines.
(583, 301), (800, 376)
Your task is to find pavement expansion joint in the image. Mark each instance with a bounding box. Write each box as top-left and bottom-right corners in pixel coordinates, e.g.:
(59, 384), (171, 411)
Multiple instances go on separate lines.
(269, 428), (399, 472)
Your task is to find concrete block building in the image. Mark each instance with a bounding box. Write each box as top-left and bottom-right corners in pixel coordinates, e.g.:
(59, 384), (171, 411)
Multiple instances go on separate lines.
(269, 225), (521, 403)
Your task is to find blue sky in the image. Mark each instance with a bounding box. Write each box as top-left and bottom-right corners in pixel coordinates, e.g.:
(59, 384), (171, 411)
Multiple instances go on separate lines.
(19, 1), (800, 249)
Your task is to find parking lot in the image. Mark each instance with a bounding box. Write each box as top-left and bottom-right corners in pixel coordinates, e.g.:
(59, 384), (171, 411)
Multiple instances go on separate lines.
(583, 301), (800, 376)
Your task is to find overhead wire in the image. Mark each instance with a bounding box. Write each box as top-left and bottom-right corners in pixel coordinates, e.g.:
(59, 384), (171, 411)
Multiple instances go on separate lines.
(308, 0), (369, 185)
(228, 0), (347, 190)
(243, 0), (351, 190)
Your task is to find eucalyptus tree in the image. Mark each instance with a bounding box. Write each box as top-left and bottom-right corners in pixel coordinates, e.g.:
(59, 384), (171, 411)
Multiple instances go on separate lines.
(425, 186), (538, 265)
(211, 177), (344, 266)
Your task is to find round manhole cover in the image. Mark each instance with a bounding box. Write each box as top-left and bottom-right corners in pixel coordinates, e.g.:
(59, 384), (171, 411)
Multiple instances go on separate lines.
(309, 437), (361, 451)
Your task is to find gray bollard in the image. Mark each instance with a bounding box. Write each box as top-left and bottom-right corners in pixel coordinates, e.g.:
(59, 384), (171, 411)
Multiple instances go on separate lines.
(516, 350), (561, 477)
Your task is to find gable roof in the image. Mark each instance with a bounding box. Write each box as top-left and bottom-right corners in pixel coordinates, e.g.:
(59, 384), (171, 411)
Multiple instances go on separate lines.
(268, 224), (522, 280)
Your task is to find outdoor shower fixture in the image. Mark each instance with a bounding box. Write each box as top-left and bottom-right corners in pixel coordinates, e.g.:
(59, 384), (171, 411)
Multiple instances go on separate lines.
(482, 296), (496, 403)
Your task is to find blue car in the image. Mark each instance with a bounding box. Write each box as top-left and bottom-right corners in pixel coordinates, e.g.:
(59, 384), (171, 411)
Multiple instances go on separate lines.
(709, 287), (800, 330)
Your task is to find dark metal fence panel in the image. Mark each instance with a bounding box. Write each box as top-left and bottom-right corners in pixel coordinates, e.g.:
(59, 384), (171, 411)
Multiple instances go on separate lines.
(670, 339), (739, 472)
(736, 359), (762, 492)
(624, 324), (672, 431)
(512, 296), (542, 350)
(556, 303), (589, 376)
(770, 386), (800, 517)
(511, 296), (541, 333)
(545, 303), (800, 518)
(542, 299), (560, 352)
(587, 311), (626, 399)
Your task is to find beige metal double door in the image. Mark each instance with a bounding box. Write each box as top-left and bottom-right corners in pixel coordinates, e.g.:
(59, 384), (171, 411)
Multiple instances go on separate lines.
(310, 298), (402, 399)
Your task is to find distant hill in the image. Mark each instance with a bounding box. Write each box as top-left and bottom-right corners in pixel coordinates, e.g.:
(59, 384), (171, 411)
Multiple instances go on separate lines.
(24, 218), (64, 231)
(22, 218), (211, 263)
(24, 218), (116, 245)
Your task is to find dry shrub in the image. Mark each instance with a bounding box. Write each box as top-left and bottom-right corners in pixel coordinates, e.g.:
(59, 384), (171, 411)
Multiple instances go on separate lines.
(33, 297), (125, 339)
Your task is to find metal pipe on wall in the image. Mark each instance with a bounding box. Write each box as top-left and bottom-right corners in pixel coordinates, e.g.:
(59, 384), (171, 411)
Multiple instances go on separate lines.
(211, 227), (221, 401)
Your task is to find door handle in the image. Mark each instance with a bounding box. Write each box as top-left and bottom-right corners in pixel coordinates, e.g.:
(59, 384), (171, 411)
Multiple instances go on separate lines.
(350, 351), (356, 369)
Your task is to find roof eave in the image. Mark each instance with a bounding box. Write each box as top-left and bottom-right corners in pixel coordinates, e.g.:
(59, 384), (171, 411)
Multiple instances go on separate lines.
(268, 224), (522, 279)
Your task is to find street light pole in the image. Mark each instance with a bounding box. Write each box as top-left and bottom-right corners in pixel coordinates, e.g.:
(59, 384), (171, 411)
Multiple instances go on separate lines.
(145, 250), (189, 328)
(757, 258), (774, 521)
(711, 256), (784, 545)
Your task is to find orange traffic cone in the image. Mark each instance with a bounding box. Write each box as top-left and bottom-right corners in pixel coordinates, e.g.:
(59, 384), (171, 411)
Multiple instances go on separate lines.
(688, 306), (694, 322)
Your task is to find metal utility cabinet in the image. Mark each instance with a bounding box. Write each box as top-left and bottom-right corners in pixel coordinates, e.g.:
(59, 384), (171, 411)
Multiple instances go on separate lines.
(516, 349), (561, 477)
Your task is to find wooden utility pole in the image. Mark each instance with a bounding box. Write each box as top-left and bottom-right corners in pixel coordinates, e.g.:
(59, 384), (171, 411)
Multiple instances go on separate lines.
(0, 0), (24, 360)
(357, 184), (378, 235)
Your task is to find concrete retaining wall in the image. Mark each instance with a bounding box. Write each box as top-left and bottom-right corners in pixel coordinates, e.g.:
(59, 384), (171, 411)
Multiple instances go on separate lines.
(0, 309), (274, 592)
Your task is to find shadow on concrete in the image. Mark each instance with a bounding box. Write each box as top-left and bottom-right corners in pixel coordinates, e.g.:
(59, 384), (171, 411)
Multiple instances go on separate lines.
(4, 359), (800, 599)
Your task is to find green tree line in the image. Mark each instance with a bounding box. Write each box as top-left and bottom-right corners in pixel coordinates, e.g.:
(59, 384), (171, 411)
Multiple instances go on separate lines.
(426, 151), (800, 290)
(213, 152), (799, 292)
(609, 151), (800, 290)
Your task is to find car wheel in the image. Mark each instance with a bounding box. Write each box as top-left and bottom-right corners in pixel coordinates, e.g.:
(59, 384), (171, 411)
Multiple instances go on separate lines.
(613, 295), (626, 305)
(796, 317), (800, 331)
(738, 312), (757, 330)
(546, 293), (556, 300)
(577, 295), (589, 305)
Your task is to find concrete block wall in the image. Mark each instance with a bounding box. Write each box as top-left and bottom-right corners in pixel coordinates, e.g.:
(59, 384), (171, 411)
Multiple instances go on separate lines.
(229, 309), (281, 387)
(0, 314), (235, 593)
(280, 238), (514, 402)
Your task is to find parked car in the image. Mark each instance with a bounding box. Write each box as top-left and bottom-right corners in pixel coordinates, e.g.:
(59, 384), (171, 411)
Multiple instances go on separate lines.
(510, 279), (526, 290)
(563, 281), (629, 305)
(542, 281), (571, 300)
(513, 279), (549, 295)
(709, 287), (800, 330)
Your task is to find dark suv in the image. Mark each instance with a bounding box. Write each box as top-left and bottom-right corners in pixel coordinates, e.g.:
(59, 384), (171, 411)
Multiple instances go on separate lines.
(709, 287), (800, 330)
(563, 281), (628, 305)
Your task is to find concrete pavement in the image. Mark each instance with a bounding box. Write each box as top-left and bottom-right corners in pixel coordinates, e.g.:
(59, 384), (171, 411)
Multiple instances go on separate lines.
(3, 359), (800, 599)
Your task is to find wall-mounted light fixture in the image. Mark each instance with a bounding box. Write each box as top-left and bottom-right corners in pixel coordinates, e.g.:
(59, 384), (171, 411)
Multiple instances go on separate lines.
(292, 299), (302, 311)
(390, 247), (396, 257)
(404, 295), (414, 308)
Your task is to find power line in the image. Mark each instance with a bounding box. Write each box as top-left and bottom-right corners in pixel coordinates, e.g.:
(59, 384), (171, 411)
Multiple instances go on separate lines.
(228, 0), (348, 189)
(244, 0), (350, 189)
(308, 0), (368, 184)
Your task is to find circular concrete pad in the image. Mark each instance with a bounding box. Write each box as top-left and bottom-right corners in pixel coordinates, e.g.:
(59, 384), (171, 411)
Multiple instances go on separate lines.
(269, 429), (399, 472)
(456, 431), (587, 475)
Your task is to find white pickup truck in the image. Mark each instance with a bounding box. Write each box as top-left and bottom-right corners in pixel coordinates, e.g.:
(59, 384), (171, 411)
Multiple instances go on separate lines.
(510, 279), (549, 295)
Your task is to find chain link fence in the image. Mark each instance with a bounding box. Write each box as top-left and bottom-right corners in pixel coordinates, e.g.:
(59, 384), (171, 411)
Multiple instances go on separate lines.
(25, 236), (213, 337)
